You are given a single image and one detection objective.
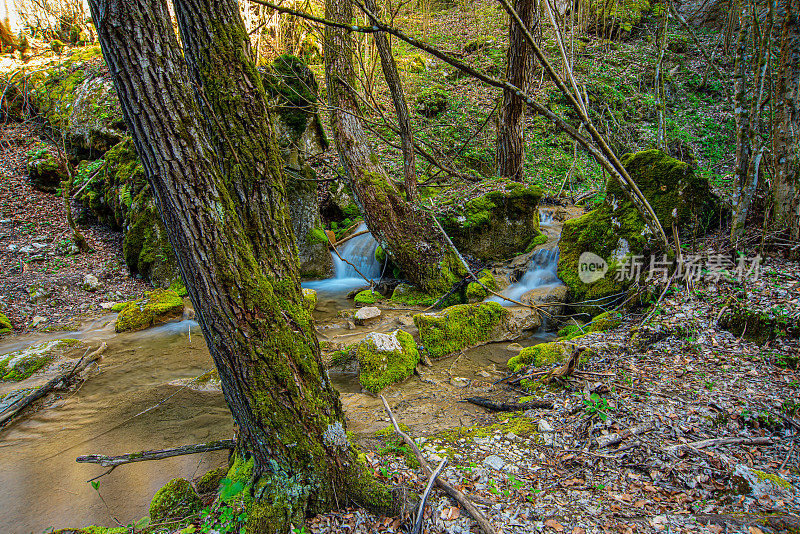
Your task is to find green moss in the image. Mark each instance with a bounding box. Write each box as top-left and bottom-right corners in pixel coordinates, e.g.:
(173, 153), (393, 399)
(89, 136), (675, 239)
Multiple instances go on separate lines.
(354, 289), (381, 305)
(195, 466), (228, 494)
(466, 270), (498, 300)
(262, 54), (325, 141)
(0, 313), (11, 332)
(507, 342), (570, 373)
(114, 288), (184, 332)
(719, 303), (797, 345)
(302, 288), (317, 311)
(589, 311), (622, 332)
(0, 339), (80, 381)
(752, 470), (792, 490)
(110, 301), (129, 312)
(374, 246), (386, 264)
(414, 301), (509, 358)
(149, 478), (202, 523)
(525, 234), (549, 252)
(557, 324), (585, 340)
(169, 280), (189, 297)
(357, 330), (420, 393)
(438, 412), (542, 441)
(51, 527), (128, 534)
(374, 423), (411, 438)
(390, 284), (439, 307)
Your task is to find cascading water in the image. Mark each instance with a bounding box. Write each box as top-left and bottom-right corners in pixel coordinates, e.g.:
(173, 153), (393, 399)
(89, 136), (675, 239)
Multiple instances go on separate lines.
(303, 222), (382, 294)
(488, 247), (562, 304)
(539, 209), (555, 227)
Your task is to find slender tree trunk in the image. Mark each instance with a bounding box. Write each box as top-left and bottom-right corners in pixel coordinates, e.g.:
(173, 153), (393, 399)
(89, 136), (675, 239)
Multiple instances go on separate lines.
(497, 0), (537, 181)
(731, 2), (753, 243)
(364, 0), (418, 202)
(87, 0), (395, 530)
(324, 0), (465, 294)
(772, 0), (800, 240)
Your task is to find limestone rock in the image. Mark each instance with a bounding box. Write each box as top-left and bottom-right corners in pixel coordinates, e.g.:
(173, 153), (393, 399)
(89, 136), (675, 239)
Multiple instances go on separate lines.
(354, 306), (381, 325)
(82, 273), (101, 292)
(0, 339), (83, 381)
(356, 330), (420, 393)
(26, 143), (68, 192)
(483, 455), (506, 471)
(114, 289), (184, 332)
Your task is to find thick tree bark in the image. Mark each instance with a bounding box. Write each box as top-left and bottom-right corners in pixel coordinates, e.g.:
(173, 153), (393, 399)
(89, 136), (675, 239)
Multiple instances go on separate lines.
(364, 0), (418, 202)
(497, 0), (537, 181)
(87, 0), (395, 530)
(324, 0), (465, 295)
(772, 0), (800, 240)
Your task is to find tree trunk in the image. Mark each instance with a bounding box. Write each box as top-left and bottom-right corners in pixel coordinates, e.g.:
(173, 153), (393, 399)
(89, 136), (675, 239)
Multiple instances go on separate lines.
(772, 0), (800, 240)
(731, 2), (753, 243)
(324, 0), (465, 295)
(364, 0), (418, 202)
(497, 0), (537, 181)
(87, 0), (396, 530)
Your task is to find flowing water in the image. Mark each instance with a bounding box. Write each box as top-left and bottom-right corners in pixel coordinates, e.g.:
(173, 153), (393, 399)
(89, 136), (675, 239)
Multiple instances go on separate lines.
(487, 247), (562, 305)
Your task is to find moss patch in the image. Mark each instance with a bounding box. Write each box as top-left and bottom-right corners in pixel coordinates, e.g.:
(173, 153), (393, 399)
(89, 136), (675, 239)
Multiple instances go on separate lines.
(149, 478), (202, 523)
(390, 284), (439, 307)
(0, 339), (81, 381)
(589, 311), (622, 332)
(354, 289), (381, 306)
(466, 270), (498, 301)
(508, 342), (570, 373)
(414, 301), (509, 358)
(357, 330), (420, 393)
(302, 288), (317, 311)
(195, 466), (228, 494)
(114, 288), (184, 332)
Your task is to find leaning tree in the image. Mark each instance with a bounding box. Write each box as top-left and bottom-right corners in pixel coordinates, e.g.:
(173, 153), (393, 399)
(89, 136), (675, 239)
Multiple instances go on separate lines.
(87, 0), (396, 530)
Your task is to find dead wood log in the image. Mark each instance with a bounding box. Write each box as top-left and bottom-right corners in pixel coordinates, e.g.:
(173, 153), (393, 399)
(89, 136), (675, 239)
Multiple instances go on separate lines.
(595, 422), (656, 449)
(77, 439), (236, 467)
(465, 396), (553, 412)
(666, 436), (775, 455)
(0, 342), (107, 427)
(380, 395), (496, 534)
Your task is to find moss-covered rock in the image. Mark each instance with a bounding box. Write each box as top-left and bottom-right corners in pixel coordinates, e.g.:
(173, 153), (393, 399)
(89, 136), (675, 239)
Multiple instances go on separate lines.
(507, 342), (570, 373)
(586, 0), (651, 36)
(390, 284), (439, 307)
(26, 143), (68, 192)
(557, 324), (585, 340)
(0, 312), (12, 335)
(114, 288), (184, 332)
(195, 466), (228, 494)
(0, 339), (82, 381)
(439, 182), (544, 260)
(466, 270), (498, 302)
(356, 330), (420, 393)
(302, 288), (317, 311)
(719, 302), (799, 345)
(415, 84), (449, 117)
(414, 301), (540, 358)
(354, 289), (382, 306)
(149, 477), (202, 523)
(589, 311), (622, 332)
(557, 150), (716, 315)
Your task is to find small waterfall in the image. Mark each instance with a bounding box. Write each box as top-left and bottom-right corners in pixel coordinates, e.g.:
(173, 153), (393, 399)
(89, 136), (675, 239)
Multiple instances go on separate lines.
(488, 247), (562, 305)
(303, 222), (382, 293)
(539, 209), (555, 227)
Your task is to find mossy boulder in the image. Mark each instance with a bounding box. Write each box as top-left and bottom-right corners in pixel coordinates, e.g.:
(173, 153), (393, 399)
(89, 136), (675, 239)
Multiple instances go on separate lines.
(415, 85), (449, 117)
(0, 339), (82, 381)
(557, 150), (716, 315)
(439, 182), (545, 260)
(390, 284), (439, 307)
(414, 301), (541, 358)
(302, 288), (317, 312)
(356, 330), (420, 393)
(195, 465), (228, 494)
(466, 270), (498, 302)
(0, 312), (11, 335)
(354, 289), (382, 306)
(114, 289), (184, 332)
(507, 342), (570, 373)
(589, 311), (622, 332)
(26, 143), (68, 192)
(719, 302), (799, 345)
(149, 478), (202, 523)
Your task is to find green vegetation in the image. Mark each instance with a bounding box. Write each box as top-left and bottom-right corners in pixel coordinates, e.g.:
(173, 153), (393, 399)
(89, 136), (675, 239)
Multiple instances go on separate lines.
(414, 301), (509, 358)
(356, 330), (420, 393)
(0, 339), (80, 381)
(149, 478), (202, 523)
(114, 288), (185, 332)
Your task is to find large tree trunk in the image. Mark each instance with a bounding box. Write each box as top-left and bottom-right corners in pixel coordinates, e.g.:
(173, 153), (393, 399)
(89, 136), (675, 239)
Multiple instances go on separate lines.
(772, 0), (800, 240)
(324, 0), (465, 295)
(497, 0), (537, 181)
(364, 0), (418, 202)
(87, 0), (395, 531)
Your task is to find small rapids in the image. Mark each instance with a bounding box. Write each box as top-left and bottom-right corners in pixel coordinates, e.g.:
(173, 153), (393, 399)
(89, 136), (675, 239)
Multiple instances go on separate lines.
(303, 222), (382, 295)
(487, 247), (562, 304)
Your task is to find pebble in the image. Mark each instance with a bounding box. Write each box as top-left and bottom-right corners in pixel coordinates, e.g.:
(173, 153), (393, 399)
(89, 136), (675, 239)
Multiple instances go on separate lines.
(483, 455), (506, 471)
(450, 377), (470, 387)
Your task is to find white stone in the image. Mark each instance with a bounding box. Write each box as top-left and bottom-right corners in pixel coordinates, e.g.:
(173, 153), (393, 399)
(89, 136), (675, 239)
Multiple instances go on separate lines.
(483, 455), (506, 471)
(354, 306), (381, 325)
(450, 377), (470, 388)
(82, 274), (101, 292)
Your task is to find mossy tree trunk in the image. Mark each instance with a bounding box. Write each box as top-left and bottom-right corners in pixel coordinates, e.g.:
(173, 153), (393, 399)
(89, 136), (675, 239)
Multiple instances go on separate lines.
(87, 0), (396, 531)
(772, 0), (800, 241)
(497, 0), (537, 181)
(364, 0), (418, 202)
(324, 0), (465, 294)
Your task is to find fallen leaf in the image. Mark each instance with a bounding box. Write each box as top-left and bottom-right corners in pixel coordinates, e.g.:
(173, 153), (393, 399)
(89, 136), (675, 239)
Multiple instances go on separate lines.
(545, 519), (564, 532)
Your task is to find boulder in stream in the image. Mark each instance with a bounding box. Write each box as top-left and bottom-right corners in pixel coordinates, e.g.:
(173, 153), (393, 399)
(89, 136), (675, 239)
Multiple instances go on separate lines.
(114, 288), (184, 332)
(356, 330), (420, 393)
(414, 301), (541, 359)
(354, 306), (381, 325)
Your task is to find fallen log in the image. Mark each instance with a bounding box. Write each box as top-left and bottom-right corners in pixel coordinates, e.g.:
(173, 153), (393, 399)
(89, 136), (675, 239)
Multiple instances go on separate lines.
(595, 422), (656, 449)
(380, 395), (496, 534)
(666, 436), (775, 455)
(77, 439), (236, 467)
(465, 396), (553, 412)
(0, 342), (107, 427)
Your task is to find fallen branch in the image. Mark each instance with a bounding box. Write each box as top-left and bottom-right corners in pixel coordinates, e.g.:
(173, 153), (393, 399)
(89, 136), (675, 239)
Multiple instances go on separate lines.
(465, 396), (553, 412)
(666, 436), (775, 455)
(77, 439), (236, 468)
(412, 457), (448, 534)
(332, 229), (369, 248)
(380, 395), (496, 534)
(595, 422), (656, 449)
(0, 342), (107, 427)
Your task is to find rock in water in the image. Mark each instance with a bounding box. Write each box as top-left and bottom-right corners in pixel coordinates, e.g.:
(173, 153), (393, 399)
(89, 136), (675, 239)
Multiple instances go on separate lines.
(114, 289), (184, 332)
(356, 330), (420, 393)
(354, 306), (381, 325)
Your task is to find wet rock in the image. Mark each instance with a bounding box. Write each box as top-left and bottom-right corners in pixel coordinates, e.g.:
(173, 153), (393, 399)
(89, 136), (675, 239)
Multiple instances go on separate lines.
(450, 377), (470, 388)
(0, 339), (83, 381)
(439, 182), (545, 261)
(356, 330), (420, 393)
(506, 342), (524, 353)
(354, 306), (381, 325)
(114, 288), (184, 332)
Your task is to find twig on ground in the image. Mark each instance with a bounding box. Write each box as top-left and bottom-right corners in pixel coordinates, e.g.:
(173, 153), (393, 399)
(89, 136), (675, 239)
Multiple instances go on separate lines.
(412, 458), (447, 534)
